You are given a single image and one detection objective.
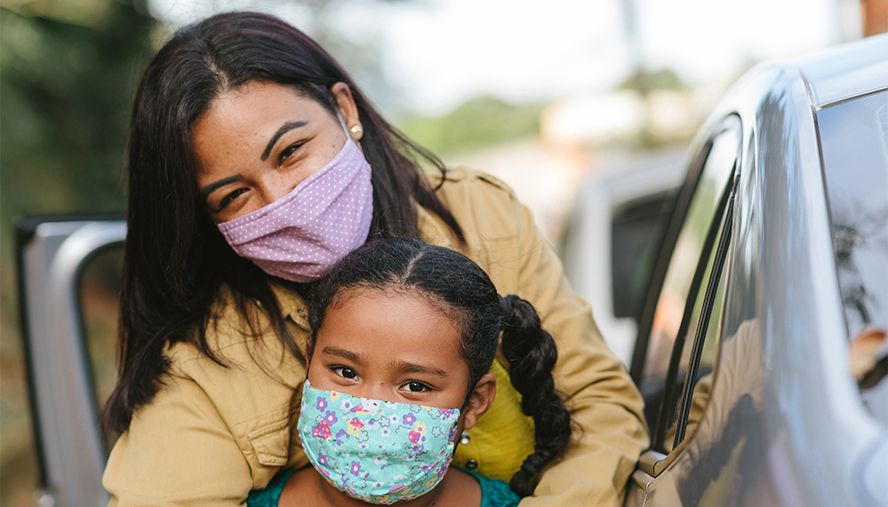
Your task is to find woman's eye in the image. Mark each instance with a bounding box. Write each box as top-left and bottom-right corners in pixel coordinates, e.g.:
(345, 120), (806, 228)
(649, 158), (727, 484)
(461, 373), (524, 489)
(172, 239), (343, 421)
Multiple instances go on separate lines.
(404, 381), (429, 393)
(277, 142), (304, 165)
(333, 366), (358, 380)
(217, 188), (248, 211)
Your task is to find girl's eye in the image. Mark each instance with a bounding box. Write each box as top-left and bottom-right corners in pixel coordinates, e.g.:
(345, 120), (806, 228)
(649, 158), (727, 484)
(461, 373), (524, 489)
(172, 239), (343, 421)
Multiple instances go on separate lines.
(333, 366), (358, 380)
(217, 188), (248, 211)
(277, 142), (304, 165)
(404, 381), (429, 393)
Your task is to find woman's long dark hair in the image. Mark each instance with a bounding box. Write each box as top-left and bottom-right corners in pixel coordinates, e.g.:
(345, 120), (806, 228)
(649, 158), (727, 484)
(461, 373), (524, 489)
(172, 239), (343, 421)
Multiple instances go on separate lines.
(307, 238), (572, 497)
(106, 11), (465, 434)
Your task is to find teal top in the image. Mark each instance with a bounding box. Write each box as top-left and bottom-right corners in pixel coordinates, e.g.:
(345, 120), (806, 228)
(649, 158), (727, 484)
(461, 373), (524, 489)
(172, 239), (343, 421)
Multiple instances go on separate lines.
(247, 468), (520, 507)
(464, 468), (521, 507)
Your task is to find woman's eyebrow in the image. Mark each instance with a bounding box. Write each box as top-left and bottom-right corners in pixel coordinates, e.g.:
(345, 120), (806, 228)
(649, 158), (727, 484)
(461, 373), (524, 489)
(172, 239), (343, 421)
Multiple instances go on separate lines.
(261, 120), (308, 161)
(321, 345), (365, 364)
(390, 360), (447, 377)
(200, 175), (243, 200)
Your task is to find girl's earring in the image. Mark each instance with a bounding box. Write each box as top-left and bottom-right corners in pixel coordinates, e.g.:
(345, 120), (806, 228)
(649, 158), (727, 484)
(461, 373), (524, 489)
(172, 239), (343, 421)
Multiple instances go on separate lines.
(349, 124), (363, 138)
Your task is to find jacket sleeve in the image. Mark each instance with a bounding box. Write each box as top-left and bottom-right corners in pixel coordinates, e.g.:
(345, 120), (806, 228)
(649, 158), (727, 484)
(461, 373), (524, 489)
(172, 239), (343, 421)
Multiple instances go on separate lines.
(103, 372), (251, 507)
(509, 194), (650, 506)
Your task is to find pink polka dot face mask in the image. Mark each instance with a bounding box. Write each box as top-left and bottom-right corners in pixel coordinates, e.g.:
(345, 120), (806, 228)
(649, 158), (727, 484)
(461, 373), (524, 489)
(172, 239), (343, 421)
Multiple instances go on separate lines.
(217, 138), (373, 283)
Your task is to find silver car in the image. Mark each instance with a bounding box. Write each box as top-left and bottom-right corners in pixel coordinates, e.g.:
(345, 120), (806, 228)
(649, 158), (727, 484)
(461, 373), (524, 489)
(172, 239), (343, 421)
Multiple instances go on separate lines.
(15, 35), (888, 506)
(621, 34), (888, 507)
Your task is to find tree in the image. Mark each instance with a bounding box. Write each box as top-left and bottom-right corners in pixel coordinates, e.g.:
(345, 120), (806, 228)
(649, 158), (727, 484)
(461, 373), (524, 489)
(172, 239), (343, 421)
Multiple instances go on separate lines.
(0, 2), (156, 504)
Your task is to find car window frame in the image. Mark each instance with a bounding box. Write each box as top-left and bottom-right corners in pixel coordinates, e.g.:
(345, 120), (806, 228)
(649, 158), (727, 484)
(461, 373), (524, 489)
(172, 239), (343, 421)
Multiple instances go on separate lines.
(668, 185), (736, 449)
(630, 114), (742, 461)
(630, 115), (742, 384)
(651, 165), (740, 453)
(14, 214), (125, 506)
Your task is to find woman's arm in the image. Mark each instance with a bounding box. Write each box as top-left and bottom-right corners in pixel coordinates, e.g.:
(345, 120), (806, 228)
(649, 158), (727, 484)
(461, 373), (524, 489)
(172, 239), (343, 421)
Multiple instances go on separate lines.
(103, 373), (252, 506)
(103, 321), (308, 506)
(506, 183), (649, 506)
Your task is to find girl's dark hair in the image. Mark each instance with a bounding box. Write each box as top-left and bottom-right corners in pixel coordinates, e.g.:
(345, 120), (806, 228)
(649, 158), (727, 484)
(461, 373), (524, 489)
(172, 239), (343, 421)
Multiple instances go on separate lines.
(307, 238), (572, 497)
(106, 11), (465, 434)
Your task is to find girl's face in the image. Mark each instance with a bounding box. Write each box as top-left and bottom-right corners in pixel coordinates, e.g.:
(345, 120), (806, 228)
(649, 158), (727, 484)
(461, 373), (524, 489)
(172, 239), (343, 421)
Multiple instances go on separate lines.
(192, 80), (363, 224)
(308, 287), (496, 430)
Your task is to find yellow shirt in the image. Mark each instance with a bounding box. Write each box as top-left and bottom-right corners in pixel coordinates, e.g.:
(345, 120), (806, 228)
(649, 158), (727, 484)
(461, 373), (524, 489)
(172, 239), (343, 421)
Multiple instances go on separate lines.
(454, 359), (535, 482)
(103, 169), (648, 506)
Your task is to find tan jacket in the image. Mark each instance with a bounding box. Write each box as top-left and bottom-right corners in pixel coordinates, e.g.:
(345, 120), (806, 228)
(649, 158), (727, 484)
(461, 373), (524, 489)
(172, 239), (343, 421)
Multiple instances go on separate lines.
(103, 169), (649, 506)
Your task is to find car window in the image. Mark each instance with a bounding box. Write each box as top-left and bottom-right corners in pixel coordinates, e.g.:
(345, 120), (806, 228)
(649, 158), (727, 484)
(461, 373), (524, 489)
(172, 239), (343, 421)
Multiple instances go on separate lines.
(656, 208), (731, 452)
(681, 256), (729, 443)
(639, 121), (740, 392)
(673, 216), (732, 450)
(78, 244), (123, 449)
(819, 90), (888, 338)
(818, 89), (888, 421)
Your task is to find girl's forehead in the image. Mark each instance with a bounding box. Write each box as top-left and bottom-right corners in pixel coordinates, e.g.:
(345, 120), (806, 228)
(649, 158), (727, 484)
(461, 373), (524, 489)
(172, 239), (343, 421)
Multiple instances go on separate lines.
(316, 287), (467, 370)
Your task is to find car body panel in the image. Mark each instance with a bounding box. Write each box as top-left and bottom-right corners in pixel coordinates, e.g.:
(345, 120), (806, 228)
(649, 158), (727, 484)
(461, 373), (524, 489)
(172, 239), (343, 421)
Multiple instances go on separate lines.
(798, 34), (888, 108)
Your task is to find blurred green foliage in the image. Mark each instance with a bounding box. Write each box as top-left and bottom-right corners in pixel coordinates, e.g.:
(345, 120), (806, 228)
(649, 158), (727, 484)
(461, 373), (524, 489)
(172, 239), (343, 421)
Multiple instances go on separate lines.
(398, 95), (544, 156)
(1, 1), (155, 223)
(1, 2), (156, 504)
(618, 67), (688, 93)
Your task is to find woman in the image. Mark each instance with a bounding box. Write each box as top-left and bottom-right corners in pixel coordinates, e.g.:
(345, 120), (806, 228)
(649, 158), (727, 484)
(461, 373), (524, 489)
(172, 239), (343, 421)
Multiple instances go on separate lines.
(103, 11), (647, 506)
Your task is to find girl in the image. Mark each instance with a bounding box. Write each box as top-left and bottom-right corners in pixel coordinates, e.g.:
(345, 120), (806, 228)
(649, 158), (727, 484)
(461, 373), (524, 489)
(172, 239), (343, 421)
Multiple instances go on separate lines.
(103, 11), (647, 506)
(248, 238), (571, 506)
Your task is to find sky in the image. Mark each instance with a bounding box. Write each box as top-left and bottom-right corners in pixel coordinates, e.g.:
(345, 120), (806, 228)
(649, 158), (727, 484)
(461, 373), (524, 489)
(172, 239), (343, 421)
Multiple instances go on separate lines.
(149, 0), (849, 115)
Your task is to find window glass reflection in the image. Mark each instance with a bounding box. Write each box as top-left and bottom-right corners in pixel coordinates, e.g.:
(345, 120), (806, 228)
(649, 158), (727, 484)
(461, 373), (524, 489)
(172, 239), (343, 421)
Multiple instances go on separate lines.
(819, 91), (888, 339)
(819, 90), (888, 422)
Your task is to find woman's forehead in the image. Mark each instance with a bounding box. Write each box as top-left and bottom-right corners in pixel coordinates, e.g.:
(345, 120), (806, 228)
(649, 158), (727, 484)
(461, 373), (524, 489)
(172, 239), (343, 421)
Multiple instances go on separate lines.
(190, 82), (336, 178)
(195, 82), (326, 137)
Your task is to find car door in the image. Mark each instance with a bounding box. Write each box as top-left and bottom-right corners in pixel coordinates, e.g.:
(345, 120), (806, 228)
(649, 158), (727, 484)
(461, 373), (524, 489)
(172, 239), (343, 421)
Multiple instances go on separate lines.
(625, 116), (742, 506)
(15, 216), (125, 506)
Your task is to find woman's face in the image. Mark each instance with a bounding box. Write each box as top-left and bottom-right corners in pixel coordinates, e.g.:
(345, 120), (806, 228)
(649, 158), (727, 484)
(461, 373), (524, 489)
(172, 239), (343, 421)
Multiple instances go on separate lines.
(307, 287), (495, 431)
(192, 80), (362, 223)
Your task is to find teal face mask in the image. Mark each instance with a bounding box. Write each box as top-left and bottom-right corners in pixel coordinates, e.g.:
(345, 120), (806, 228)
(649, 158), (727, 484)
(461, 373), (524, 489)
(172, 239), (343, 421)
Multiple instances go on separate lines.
(297, 380), (462, 505)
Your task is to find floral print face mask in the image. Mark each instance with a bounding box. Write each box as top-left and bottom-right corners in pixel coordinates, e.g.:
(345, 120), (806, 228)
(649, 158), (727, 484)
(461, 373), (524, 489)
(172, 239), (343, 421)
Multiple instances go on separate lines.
(297, 380), (461, 504)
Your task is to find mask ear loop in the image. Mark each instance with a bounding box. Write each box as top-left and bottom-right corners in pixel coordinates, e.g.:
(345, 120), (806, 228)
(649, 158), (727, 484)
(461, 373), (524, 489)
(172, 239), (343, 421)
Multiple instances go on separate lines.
(460, 387), (475, 412)
(335, 111), (350, 135)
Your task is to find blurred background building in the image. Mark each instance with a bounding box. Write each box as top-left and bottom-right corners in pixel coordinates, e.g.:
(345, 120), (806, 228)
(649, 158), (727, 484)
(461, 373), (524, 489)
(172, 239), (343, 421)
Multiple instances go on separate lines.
(0, 0), (883, 503)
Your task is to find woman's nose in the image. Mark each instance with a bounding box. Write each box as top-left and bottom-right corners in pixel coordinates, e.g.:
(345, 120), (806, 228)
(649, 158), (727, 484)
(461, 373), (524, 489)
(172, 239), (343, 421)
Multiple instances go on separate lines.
(255, 172), (296, 205)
